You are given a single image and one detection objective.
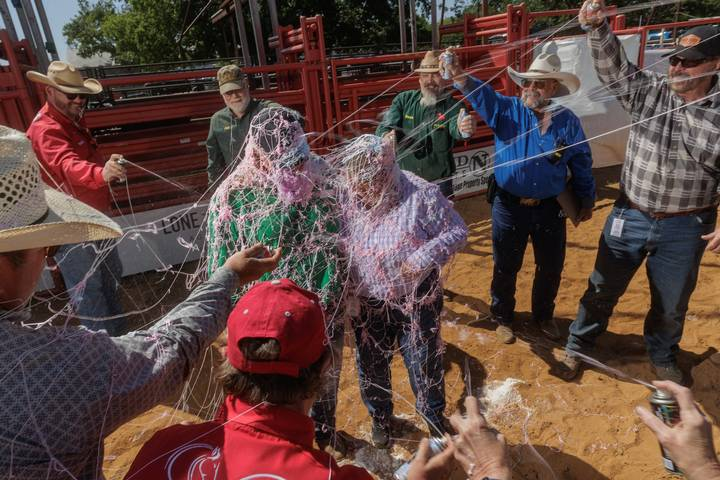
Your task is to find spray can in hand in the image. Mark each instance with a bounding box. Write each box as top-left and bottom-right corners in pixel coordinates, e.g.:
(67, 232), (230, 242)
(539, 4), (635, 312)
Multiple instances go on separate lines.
(648, 389), (682, 474)
(581, 1), (602, 32)
(458, 108), (472, 139)
(394, 437), (448, 480)
(439, 50), (455, 80)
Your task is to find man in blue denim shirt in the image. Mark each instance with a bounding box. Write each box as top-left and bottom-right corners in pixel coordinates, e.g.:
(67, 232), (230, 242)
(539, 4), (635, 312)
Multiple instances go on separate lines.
(443, 49), (596, 344)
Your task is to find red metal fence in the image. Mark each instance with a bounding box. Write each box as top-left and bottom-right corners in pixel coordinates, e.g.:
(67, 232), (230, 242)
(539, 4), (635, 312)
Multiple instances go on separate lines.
(1, 7), (718, 215)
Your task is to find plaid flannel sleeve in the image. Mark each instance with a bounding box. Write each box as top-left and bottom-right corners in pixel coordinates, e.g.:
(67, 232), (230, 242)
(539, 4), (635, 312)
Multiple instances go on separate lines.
(405, 187), (468, 272)
(589, 21), (658, 112)
(102, 267), (237, 433)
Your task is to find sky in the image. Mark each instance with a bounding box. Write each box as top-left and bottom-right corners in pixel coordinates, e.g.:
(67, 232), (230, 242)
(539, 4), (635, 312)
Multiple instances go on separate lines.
(6, 0), (78, 60)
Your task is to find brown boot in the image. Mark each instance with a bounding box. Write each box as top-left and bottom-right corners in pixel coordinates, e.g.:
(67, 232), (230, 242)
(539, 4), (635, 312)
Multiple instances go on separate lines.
(558, 352), (581, 380)
(496, 324), (516, 344)
(652, 363), (684, 385)
(539, 318), (561, 340)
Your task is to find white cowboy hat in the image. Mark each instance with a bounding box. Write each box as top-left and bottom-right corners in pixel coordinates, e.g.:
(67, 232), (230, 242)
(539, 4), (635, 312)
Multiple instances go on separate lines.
(507, 52), (580, 97)
(0, 126), (121, 253)
(26, 61), (103, 95)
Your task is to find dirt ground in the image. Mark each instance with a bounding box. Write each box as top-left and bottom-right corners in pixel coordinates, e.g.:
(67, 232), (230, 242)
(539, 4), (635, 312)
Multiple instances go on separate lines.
(102, 165), (720, 479)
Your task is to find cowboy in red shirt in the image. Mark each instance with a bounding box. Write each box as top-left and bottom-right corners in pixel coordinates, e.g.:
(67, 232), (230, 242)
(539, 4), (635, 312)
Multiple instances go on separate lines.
(124, 279), (459, 480)
(25, 61), (128, 336)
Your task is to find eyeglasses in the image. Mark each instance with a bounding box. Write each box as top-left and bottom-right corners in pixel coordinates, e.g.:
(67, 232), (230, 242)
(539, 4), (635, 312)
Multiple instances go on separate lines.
(45, 245), (59, 258)
(522, 79), (550, 89)
(63, 92), (89, 101)
(668, 56), (709, 68)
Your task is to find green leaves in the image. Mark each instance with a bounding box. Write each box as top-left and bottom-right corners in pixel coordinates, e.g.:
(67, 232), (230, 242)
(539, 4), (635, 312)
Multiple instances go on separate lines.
(63, 0), (225, 65)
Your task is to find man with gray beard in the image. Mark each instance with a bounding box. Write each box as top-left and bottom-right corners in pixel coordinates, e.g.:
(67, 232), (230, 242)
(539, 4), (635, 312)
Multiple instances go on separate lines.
(206, 65), (279, 185)
(444, 47), (596, 345)
(558, 2), (720, 384)
(376, 50), (476, 198)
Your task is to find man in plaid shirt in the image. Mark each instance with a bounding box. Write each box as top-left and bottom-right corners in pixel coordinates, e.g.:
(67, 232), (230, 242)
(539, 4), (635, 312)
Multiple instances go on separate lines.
(561, 0), (720, 383)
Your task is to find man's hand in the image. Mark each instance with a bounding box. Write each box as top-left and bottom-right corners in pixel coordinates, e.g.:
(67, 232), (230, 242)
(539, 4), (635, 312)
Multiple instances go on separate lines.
(635, 381), (720, 480)
(103, 154), (127, 183)
(382, 129), (397, 150)
(450, 396), (512, 480)
(579, 0), (606, 29)
(701, 225), (720, 253)
(577, 207), (593, 223)
(407, 436), (456, 480)
(224, 244), (282, 284)
(457, 108), (477, 137)
(400, 261), (422, 282)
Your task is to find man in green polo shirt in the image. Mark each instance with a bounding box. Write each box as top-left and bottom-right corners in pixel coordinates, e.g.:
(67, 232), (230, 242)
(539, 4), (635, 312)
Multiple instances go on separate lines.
(376, 50), (476, 197)
(206, 65), (279, 185)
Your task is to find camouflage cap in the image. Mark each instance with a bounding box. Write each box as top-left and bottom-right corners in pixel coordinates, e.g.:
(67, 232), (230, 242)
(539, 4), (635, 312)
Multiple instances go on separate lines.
(217, 64), (248, 94)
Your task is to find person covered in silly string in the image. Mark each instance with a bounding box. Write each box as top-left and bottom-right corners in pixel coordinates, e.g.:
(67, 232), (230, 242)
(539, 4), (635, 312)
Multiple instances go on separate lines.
(330, 134), (467, 448)
(206, 106), (347, 455)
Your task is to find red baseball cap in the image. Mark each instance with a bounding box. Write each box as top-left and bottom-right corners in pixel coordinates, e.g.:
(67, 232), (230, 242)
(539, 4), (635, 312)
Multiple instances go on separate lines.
(227, 278), (326, 377)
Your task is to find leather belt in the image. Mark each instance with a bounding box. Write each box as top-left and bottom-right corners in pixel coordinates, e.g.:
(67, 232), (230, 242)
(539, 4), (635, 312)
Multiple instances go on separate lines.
(497, 187), (551, 207)
(518, 198), (541, 207)
(625, 199), (717, 219)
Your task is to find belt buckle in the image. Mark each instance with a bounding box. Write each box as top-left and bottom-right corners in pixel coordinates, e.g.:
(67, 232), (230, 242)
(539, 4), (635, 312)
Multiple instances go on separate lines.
(519, 198), (540, 207)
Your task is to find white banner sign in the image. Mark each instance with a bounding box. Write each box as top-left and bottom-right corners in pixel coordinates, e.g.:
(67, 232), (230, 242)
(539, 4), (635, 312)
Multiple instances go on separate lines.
(452, 144), (495, 197)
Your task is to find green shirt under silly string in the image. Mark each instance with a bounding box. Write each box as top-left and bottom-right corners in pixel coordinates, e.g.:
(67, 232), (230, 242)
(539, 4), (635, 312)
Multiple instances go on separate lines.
(206, 186), (343, 308)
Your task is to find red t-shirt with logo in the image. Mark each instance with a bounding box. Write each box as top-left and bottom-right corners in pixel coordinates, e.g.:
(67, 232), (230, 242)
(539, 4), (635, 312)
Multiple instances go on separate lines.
(124, 396), (372, 480)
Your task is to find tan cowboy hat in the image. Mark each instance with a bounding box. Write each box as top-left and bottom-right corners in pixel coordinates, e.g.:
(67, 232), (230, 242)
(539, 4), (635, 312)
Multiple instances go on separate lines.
(507, 52), (580, 97)
(414, 50), (441, 74)
(0, 126), (121, 253)
(26, 61), (103, 95)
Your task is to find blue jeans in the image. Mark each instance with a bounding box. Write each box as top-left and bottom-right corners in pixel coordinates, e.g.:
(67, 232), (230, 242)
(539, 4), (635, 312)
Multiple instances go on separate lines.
(311, 315), (344, 443)
(352, 273), (445, 427)
(490, 194), (566, 325)
(55, 241), (128, 336)
(567, 204), (716, 366)
(438, 177), (454, 199)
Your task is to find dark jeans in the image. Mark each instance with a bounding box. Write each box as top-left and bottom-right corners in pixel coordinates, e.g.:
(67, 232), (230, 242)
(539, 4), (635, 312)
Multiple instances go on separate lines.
(567, 204), (716, 366)
(55, 241), (128, 336)
(311, 315), (344, 443)
(438, 177), (454, 199)
(490, 193), (566, 325)
(352, 273), (445, 428)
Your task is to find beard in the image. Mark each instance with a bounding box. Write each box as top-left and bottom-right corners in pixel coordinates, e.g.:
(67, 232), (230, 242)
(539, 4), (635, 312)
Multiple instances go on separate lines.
(228, 96), (251, 116)
(668, 73), (699, 93)
(420, 87), (439, 107)
(521, 90), (547, 110)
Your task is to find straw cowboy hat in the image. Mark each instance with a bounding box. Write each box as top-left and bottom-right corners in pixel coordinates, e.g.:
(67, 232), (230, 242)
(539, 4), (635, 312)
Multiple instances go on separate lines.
(0, 126), (121, 253)
(26, 61), (103, 95)
(507, 51), (580, 97)
(414, 50), (442, 74)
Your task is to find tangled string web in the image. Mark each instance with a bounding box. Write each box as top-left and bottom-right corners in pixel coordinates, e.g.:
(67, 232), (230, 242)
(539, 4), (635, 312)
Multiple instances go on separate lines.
(4, 4), (720, 477)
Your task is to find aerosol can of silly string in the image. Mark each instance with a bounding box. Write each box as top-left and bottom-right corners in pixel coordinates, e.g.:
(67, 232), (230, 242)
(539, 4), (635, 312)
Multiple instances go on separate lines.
(439, 51), (455, 80)
(394, 437), (448, 480)
(648, 389), (682, 475)
(458, 108), (471, 139)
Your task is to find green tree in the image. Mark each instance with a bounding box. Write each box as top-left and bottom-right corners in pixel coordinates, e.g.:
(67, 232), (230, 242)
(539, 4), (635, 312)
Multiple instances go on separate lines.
(64, 0), (226, 64)
(62, 0), (118, 59)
